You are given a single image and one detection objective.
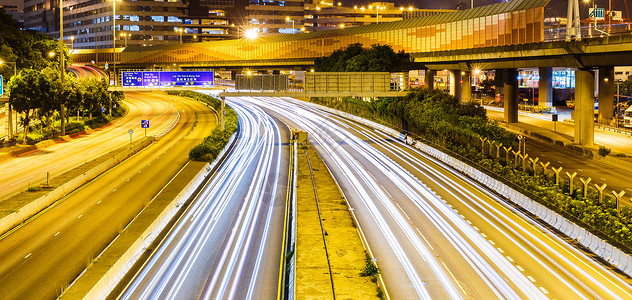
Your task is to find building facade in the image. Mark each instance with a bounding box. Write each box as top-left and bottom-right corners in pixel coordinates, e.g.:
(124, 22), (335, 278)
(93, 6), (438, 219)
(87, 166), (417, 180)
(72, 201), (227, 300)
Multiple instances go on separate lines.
(305, 1), (453, 31)
(24, 0), (235, 50)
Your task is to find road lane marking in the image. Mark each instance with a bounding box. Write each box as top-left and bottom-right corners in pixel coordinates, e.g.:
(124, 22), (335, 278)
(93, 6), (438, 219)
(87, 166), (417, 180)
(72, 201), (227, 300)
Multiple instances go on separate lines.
(113, 189), (117, 192)
(10, 175), (33, 186)
(395, 202), (411, 220)
(527, 276), (536, 282)
(558, 161), (563, 163)
(466, 220), (472, 225)
(473, 226), (479, 231)
(442, 261), (468, 296)
(88, 147), (101, 154)
(97, 200), (101, 204)
(488, 240), (495, 245)
(416, 227), (435, 251)
(55, 232), (60, 236)
(539, 287), (549, 294)
(481, 233), (487, 238)
(506, 256), (514, 262)
(25, 253), (31, 259)
(497, 248), (504, 253)
(127, 179), (130, 182)
(68, 156), (81, 162)
(380, 185), (392, 198)
(78, 215), (83, 219)
(600, 178), (606, 181)
(516, 265), (525, 272)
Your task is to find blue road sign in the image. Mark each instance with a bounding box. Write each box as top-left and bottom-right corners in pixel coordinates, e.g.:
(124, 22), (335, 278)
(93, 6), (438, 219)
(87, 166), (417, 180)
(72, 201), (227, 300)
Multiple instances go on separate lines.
(141, 120), (149, 128)
(122, 71), (214, 87)
(0, 75), (3, 96)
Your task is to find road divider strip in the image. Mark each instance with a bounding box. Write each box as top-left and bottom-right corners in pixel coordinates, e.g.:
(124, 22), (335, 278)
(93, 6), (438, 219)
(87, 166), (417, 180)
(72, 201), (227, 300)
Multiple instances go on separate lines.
(0, 137), (155, 238)
(307, 101), (632, 279)
(278, 138), (297, 299)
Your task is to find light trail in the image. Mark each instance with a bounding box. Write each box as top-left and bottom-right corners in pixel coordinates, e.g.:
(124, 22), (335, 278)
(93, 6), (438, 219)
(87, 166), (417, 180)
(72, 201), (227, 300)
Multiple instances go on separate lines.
(120, 100), (287, 300)
(241, 96), (632, 299)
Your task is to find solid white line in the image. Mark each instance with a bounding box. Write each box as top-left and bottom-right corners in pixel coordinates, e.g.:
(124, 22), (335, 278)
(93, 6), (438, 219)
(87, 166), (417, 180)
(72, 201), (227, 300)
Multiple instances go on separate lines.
(10, 175), (33, 186)
(25, 253), (31, 259)
(55, 232), (60, 236)
(442, 261), (468, 296)
(88, 147), (101, 154)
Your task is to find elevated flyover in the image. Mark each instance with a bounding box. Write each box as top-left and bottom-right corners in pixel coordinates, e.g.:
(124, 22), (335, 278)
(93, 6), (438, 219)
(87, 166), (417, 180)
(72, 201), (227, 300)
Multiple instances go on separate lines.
(70, 0), (632, 146)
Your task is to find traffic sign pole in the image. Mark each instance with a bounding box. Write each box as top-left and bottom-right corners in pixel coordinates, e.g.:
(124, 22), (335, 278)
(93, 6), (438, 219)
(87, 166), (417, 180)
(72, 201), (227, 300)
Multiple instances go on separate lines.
(129, 129), (134, 144)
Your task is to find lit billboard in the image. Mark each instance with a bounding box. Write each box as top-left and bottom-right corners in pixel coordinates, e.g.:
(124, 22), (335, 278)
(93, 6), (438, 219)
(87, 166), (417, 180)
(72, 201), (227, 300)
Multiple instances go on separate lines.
(122, 71), (214, 87)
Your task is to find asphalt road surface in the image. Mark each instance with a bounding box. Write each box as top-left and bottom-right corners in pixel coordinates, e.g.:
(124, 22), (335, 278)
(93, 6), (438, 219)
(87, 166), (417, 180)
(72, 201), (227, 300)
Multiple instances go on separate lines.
(245, 96), (632, 300)
(118, 99), (289, 300)
(0, 93), (215, 300)
(0, 92), (182, 200)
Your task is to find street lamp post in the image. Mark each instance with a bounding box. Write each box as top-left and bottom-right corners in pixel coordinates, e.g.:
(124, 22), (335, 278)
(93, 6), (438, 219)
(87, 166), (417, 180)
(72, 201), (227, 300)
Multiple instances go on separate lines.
(286, 17), (295, 33)
(176, 28), (183, 44)
(59, 0), (67, 135)
(0, 60), (16, 139)
(120, 33), (129, 47)
(112, 0), (120, 85)
(368, 5), (384, 23)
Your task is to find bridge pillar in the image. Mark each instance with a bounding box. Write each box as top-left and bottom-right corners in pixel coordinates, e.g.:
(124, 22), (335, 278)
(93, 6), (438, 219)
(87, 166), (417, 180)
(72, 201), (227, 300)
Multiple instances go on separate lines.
(495, 69), (505, 101)
(538, 67), (553, 107)
(424, 70), (435, 89)
(598, 66), (614, 125)
(449, 70), (461, 97)
(574, 68), (595, 146)
(504, 69), (519, 123)
(461, 71), (471, 103)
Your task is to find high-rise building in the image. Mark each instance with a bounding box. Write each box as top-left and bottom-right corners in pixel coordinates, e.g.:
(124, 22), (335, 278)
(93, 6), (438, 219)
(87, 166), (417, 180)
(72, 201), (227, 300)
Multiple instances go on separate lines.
(305, 1), (453, 31)
(24, 0), (235, 50)
(0, 2), (23, 25)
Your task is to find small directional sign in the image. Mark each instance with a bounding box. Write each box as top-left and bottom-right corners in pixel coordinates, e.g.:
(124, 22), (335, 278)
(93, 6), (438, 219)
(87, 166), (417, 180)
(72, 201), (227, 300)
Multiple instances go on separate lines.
(517, 134), (524, 141)
(128, 129), (134, 135)
(141, 120), (149, 128)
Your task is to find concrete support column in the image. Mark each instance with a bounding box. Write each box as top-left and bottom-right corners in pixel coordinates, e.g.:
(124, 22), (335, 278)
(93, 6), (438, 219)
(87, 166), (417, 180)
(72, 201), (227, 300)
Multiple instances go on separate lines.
(598, 66), (614, 125)
(574, 68), (595, 146)
(424, 69), (435, 89)
(461, 71), (472, 102)
(397, 71), (410, 90)
(495, 69), (505, 99)
(504, 69), (519, 123)
(449, 70), (463, 97)
(538, 67), (553, 107)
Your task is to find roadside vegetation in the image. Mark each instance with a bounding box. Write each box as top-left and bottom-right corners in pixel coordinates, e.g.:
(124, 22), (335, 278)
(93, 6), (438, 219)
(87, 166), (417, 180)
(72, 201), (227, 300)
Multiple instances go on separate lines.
(311, 44), (632, 253)
(166, 91), (238, 162)
(1, 9), (124, 144)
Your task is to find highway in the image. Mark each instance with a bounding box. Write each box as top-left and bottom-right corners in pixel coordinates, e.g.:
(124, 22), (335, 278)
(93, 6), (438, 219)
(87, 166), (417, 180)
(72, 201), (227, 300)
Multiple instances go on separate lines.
(243, 96), (632, 299)
(0, 93), (215, 300)
(0, 92), (179, 200)
(118, 100), (289, 299)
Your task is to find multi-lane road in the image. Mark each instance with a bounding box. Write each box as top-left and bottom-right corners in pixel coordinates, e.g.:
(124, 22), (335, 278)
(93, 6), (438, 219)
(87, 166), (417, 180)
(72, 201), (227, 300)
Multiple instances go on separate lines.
(0, 92), (215, 299)
(0, 92), (179, 200)
(118, 100), (289, 299)
(243, 96), (632, 299)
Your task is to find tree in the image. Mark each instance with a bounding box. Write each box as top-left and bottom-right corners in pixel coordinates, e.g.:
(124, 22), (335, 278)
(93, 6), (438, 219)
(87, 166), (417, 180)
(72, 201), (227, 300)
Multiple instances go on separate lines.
(315, 43), (405, 72)
(81, 78), (109, 118)
(8, 69), (51, 143)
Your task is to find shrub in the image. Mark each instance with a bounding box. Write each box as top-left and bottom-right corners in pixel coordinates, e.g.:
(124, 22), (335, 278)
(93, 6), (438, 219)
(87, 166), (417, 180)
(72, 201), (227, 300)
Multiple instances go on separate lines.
(598, 146), (612, 157)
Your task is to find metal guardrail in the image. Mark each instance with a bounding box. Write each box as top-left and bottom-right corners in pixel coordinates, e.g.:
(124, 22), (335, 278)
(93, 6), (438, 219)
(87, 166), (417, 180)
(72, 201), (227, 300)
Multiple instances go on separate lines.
(279, 138), (297, 300)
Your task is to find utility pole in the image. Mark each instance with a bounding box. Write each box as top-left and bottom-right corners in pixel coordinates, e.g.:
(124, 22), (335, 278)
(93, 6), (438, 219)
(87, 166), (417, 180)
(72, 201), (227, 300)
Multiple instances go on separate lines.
(60, 0), (66, 136)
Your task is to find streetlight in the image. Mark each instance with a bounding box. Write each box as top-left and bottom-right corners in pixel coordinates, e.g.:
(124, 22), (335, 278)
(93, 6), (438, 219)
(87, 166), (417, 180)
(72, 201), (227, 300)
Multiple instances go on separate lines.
(112, 0), (121, 86)
(244, 28), (258, 39)
(70, 36), (75, 50)
(175, 28), (183, 44)
(0, 60), (17, 78)
(286, 17), (295, 33)
(368, 5), (384, 24)
(120, 32), (129, 47)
